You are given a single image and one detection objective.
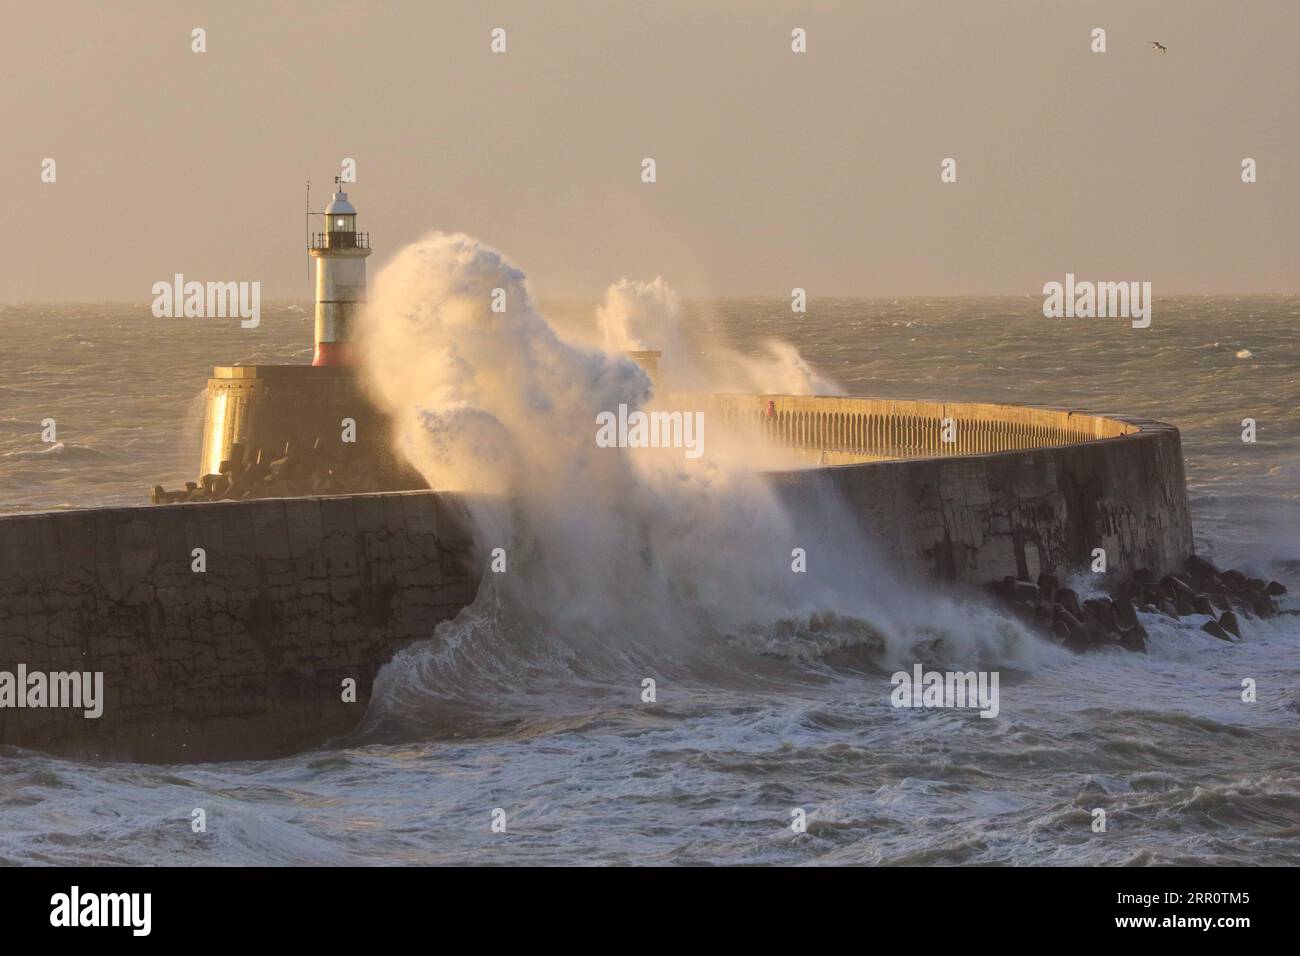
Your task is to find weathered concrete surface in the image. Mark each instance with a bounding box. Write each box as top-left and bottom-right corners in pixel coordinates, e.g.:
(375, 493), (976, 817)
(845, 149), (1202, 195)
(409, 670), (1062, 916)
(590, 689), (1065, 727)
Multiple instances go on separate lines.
(0, 492), (481, 762)
(761, 408), (1192, 584)
(673, 393), (1192, 584)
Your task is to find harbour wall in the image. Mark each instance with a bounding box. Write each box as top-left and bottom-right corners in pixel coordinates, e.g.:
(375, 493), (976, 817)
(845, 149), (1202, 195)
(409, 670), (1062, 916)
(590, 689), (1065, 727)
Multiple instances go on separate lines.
(0, 395), (1192, 761)
(687, 395), (1193, 584)
(0, 492), (480, 762)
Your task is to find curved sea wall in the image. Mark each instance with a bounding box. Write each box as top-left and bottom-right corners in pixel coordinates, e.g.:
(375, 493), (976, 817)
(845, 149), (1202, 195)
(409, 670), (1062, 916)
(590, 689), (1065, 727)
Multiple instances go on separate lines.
(684, 394), (1193, 584)
(0, 394), (1192, 761)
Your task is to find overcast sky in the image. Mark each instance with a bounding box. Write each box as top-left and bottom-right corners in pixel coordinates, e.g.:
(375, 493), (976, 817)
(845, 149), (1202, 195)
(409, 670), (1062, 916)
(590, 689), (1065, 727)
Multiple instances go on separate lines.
(3, 0), (1296, 301)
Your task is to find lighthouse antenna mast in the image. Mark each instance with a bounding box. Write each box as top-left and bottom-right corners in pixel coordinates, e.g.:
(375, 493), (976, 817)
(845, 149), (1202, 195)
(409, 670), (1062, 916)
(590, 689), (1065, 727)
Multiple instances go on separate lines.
(304, 175), (339, 273)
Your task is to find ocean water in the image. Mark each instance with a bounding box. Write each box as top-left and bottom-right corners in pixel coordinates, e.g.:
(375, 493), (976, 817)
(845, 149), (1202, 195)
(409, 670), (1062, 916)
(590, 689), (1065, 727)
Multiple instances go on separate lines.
(1, 296), (1297, 866)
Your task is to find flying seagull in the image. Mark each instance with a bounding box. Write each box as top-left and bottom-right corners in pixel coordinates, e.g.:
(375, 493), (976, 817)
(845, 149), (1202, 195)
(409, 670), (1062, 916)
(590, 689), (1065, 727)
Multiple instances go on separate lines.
(1151, 41), (1167, 52)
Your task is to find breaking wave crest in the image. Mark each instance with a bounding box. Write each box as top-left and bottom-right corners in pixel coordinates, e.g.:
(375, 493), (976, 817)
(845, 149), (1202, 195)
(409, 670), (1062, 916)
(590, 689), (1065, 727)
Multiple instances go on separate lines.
(353, 232), (1045, 738)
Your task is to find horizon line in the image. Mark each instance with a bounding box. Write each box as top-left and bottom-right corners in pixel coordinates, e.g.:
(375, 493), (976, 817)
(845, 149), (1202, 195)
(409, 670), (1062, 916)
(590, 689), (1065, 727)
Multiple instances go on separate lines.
(3, 291), (1299, 307)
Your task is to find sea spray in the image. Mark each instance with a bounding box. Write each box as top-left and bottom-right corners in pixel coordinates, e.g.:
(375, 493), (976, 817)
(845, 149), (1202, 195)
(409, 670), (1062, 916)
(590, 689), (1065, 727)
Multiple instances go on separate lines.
(354, 232), (1043, 735)
(595, 277), (844, 395)
(356, 233), (821, 640)
(597, 277), (689, 379)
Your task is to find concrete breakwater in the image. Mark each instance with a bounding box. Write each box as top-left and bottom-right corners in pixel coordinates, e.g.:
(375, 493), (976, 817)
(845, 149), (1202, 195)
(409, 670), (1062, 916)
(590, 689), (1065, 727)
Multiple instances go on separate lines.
(0, 492), (480, 762)
(686, 394), (1193, 585)
(0, 395), (1193, 761)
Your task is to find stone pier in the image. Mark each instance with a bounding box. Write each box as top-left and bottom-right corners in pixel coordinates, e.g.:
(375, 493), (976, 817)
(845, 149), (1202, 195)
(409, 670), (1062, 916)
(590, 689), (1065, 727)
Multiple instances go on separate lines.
(0, 394), (1193, 761)
(0, 492), (480, 762)
(683, 394), (1193, 583)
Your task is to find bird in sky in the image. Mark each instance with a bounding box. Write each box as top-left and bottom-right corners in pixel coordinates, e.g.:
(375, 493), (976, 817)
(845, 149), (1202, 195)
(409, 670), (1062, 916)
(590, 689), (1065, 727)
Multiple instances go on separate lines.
(1151, 41), (1168, 52)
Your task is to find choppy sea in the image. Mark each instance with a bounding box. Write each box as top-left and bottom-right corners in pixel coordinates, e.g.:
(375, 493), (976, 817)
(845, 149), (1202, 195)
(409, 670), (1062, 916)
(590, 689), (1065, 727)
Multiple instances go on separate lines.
(0, 296), (1296, 865)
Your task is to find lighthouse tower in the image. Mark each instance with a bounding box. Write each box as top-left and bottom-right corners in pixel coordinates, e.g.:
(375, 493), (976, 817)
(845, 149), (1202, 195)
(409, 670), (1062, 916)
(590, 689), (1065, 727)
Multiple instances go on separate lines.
(192, 178), (422, 494)
(309, 186), (372, 366)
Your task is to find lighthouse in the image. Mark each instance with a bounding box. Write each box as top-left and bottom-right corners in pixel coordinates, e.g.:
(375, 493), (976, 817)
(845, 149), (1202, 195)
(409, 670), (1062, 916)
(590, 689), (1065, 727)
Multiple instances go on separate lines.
(188, 178), (422, 495)
(309, 186), (372, 366)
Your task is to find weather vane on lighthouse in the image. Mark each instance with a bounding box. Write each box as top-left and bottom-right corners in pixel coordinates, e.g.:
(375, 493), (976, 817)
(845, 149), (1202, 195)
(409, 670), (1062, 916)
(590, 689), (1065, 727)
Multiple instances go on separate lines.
(306, 180), (372, 366)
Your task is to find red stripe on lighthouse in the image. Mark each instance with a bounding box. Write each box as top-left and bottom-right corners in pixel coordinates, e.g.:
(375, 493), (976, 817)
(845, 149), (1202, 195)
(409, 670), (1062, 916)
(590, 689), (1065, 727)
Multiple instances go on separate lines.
(312, 341), (355, 367)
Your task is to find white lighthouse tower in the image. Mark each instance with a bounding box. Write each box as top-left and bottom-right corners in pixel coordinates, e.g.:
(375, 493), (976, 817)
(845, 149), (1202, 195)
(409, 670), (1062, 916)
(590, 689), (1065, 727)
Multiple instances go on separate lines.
(308, 182), (372, 366)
